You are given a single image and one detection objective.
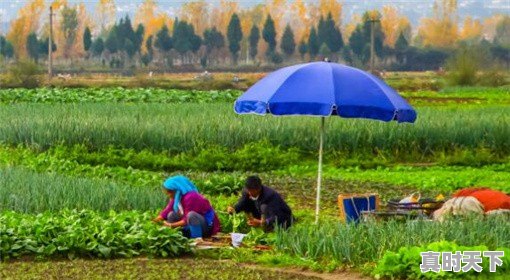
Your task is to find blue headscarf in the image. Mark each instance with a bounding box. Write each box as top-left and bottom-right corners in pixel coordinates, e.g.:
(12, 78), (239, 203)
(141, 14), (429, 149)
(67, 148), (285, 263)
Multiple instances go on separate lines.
(163, 175), (198, 213)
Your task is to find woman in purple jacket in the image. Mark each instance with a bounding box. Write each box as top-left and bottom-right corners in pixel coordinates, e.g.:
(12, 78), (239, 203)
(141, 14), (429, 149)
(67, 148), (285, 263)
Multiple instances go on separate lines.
(153, 175), (220, 239)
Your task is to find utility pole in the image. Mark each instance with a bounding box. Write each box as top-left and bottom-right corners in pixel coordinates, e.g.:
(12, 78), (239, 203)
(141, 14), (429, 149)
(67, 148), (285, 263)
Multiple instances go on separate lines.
(370, 19), (375, 73)
(368, 13), (380, 74)
(0, 11), (3, 60)
(48, 6), (53, 79)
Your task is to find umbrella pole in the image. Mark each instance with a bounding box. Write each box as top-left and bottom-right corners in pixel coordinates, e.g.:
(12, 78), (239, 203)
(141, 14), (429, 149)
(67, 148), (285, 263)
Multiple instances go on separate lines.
(315, 117), (325, 224)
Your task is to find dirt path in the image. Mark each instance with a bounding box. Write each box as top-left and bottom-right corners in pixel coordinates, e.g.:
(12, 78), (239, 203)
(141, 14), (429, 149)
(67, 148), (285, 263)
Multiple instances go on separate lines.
(242, 263), (371, 280)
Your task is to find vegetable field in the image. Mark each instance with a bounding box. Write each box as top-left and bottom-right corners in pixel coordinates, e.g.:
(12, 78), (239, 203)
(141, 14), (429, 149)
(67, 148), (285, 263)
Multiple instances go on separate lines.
(1, 85), (509, 279)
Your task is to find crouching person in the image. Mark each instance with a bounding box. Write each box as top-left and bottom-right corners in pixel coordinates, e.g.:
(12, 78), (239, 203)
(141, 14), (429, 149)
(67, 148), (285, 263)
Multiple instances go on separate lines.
(433, 187), (510, 221)
(153, 175), (221, 239)
(228, 175), (293, 231)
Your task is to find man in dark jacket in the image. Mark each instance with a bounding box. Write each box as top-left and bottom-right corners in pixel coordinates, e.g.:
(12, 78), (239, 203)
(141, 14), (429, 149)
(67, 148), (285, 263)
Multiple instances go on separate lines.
(227, 176), (293, 231)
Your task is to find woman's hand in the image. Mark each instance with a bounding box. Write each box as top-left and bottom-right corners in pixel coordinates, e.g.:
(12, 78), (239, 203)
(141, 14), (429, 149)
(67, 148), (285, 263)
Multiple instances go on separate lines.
(247, 218), (263, 227)
(152, 216), (163, 223)
(163, 221), (173, 227)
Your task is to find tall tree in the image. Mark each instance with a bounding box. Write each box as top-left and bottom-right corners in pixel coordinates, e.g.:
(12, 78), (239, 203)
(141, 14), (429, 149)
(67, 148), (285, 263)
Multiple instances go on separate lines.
(142, 35), (153, 66)
(105, 26), (119, 54)
(135, 0), (173, 53)
(227, 13), (243, 65)
(83, 27), (92, 52)
(317, 16), (327, 47)
(263, 15), (277, 55)
(281, 25), (296, 56)
(135, 24), (145, 55)
(173, 20), (201, 62)
(38, 37), (57, 60)
(395, 32), (409, 51)
(290, 0), (311, 43)
(96, 0), (116, 34)
(494, 16), (510, 46)
(348, 25), (366, 61)
(91, 38), (105, 57)
(417, 0), (458, 48)
(344, 14), (362, 43)
(154, 24), (173, 66)
(179, 0), (209, 35)
(211, 0), (239, 35)
(265, 0), (287, 37)
(115, 16), (137, 58)
(204, 27), (225, 56)
(314, 0), (343, 25)
(298, 40), (308, 60)
(203, 27), (224, 65)
(154, 25), (173, 53)
(26, 33), (39, 62)
(394, 32), (408, 64)
(7, 0), (45, 58)
(61, 6), (79, 59)
(189, 24), (202, 55)
(249, 25), (260, 60)
(361, 11), (385, 58)
(347, 10), (386, 65)
(308, 26), (319, 60)
(380, 6), (411, 48)
(173, 20), (189, 56)
(325, 12), (343, 53)
(146, 35), (154, 56)
(459, 16), (482, 43)
(0, 36), (15, 58)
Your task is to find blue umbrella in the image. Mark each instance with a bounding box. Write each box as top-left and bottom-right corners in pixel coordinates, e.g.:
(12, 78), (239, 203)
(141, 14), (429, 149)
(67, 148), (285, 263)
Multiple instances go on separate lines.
(234, 62), (417, 223)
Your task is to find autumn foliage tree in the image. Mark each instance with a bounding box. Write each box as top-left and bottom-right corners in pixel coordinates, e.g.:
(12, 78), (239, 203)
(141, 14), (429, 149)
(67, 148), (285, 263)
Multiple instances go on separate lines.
(417, 0), (458, 48)
(5, 0), (510, 70)
(7, 0), (45, 58)
(96, 0), (116, 34)
(380, 6), (411, 48)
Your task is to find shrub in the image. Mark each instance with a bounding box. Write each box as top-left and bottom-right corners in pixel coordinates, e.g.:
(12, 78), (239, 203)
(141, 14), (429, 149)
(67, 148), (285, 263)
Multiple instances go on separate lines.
(446, 47), (481, 86)
(477, 69), (508, 87)
(2, 60), (41, 88)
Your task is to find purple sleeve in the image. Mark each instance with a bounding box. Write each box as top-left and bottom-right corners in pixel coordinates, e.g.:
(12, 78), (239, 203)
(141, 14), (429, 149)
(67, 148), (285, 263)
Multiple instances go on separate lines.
(159, 199), (174, 220)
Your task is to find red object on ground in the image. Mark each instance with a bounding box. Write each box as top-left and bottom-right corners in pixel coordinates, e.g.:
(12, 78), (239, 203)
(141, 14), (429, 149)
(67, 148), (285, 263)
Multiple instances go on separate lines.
(453, 187), (510, 212)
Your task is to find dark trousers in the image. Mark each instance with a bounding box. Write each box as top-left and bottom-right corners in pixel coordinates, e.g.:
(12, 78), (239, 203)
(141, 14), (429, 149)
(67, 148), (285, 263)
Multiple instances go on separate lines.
(167, 211), (212, 238)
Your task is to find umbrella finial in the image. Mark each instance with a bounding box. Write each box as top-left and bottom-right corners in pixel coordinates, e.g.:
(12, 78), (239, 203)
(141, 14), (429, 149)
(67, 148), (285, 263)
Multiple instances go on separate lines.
(323, 57), (330, 62)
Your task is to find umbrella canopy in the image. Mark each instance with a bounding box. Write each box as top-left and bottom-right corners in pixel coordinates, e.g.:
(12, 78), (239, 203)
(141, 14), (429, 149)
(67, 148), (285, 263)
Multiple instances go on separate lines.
(235, 62), (416, 122)
(234, 62), (417, 223)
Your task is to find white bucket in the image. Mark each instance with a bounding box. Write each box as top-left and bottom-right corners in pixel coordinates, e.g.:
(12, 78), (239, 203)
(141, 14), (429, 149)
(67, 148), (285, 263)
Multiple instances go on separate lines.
(230, 233), (246, 248)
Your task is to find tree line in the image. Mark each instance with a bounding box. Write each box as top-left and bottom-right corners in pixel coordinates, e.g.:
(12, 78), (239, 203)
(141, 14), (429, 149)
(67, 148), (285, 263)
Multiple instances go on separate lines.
(1, 2), (509, 72)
